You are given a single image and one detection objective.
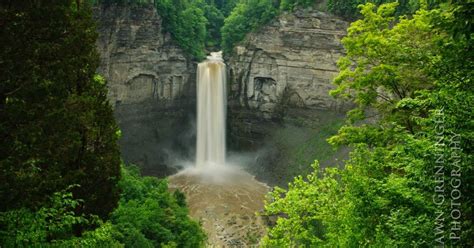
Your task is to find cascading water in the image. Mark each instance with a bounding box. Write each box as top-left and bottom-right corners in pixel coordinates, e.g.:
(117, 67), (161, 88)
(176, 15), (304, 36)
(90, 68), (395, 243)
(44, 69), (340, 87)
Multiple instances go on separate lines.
(196, 51), (226, 168)
(171, 53), (269, 247)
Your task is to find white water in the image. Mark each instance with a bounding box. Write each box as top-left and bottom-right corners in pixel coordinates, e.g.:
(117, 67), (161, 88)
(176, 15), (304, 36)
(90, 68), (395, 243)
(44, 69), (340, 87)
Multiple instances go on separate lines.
(196, 51), (226, 168)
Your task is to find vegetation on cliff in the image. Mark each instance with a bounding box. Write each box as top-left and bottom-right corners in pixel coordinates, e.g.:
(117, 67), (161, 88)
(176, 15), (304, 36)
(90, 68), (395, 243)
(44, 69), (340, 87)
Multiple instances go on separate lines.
(221, 0), (278, 54)
(92, 0), (316, 57)
(91, 0), (237, 59)
(221, 0), (318, 54)
(263, 2), (473, 247)
(154, 0), (209, 59)
(91, 0), (446, 58)
(220, 0), (443, 55)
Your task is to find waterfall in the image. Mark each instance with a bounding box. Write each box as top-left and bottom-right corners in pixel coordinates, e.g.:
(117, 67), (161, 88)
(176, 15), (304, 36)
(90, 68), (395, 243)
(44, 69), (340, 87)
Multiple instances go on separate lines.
(196, 52), (226, 168)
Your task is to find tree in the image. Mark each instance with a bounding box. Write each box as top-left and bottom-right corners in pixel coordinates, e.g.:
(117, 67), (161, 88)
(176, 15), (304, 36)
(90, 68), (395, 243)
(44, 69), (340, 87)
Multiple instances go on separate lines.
(263, 2), (474, 247)
(221, 0), (278, 54)
(0, 165), (207, 246)
(109, 165), (206, 247)
(155, 0), (207, 60)
(0, 0), (121, 219)
(195, 0), (225, 49)
(327, 0), (440, 20)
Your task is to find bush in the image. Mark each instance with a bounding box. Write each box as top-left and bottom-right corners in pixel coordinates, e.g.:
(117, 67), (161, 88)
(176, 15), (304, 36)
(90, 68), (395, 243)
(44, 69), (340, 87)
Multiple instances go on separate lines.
(0, 186), (121, 247)
(110, 165), (206, 247)
(155, 0), (207, 60)
(0, 165), (206, 247)
(327, 0), (439, 20)
(221, 0), (278, 54)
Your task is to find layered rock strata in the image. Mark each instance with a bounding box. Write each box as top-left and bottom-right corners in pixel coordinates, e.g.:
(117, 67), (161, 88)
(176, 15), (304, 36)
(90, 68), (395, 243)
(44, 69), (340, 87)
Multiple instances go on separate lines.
(227, 9), (350, 149)
(94, 4), (196, 176)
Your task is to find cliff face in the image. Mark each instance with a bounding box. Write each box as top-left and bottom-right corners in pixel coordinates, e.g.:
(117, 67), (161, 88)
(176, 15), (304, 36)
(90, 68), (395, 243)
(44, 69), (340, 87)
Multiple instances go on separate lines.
(94, 4), (196, 176)
(93, 5), (349, 183)
(227, 9), (350, 185)
(227, 9), (349, 148)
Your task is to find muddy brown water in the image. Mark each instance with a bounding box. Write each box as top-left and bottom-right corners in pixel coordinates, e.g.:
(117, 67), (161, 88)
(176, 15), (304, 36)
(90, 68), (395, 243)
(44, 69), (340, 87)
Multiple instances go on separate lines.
(169, 168), (270, 247)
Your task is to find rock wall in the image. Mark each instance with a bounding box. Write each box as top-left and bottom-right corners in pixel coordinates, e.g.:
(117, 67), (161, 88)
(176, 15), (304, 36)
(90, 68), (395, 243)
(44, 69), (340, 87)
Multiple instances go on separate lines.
(226, 9), (351, 186)
(94, 4), (196, 176)
(93, 5), (350, 183)
(227, 8), (350, 149)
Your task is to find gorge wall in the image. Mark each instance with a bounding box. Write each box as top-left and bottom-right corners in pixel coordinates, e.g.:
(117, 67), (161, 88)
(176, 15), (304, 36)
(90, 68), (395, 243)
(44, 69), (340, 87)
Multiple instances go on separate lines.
(94, 4), (196, 176)
(227, 9), (350, 185)
(94, 5), (350, 184)
(227, 8), (349, 147)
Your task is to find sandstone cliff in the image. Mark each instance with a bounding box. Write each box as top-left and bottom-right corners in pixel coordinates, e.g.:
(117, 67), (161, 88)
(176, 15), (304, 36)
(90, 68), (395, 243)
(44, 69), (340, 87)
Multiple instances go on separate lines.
(227, 9), (350, 185)
(94, 4), (196, 176)
(228, 9), (348, 116)
(93, 5), (350, 184)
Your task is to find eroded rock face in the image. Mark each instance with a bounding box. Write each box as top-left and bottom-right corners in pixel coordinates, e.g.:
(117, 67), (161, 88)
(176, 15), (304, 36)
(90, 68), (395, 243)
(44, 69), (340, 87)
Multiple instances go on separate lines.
(93, 5), (350, 182)
(227, 9), (350, 148)
(226, 9), (351, 186)
(94, 4), (196, 176)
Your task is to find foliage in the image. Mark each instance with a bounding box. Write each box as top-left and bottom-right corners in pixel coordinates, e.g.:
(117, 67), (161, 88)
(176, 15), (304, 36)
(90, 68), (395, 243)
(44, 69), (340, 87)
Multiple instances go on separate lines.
(194, 0), (225, 49)
(0, 186), (121, 247)
(221, 0), (278, 54)
(0, 0), (121, 219)
(215, 0), (240, 16)
(0, 165), (206, 247)
(220, 0), (325, 55)
(109, 164), (206, 247)
(155, 0), (207, 60)
(89, 0), (154, 5)
(327, 0), (441, 20)
(263, 2), (473, 247)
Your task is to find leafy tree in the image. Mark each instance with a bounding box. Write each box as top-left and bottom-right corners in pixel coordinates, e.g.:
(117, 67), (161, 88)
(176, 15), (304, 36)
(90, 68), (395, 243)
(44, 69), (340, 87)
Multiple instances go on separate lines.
(109, 165), (207, 247)
(200, 0), (238, 17)
(0, 186), (121, 247)
(327, 0), (440, 19)
(220, 0), (240, 16)
(89, 0), (153, 5)
(263, 2), (473, 247)
(221, 0), (278, 54)
(195, 0), (225, 49)
(155, 0), (207, 59)
(0, 165), (206, 247)
(0, 0), (121, 219)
